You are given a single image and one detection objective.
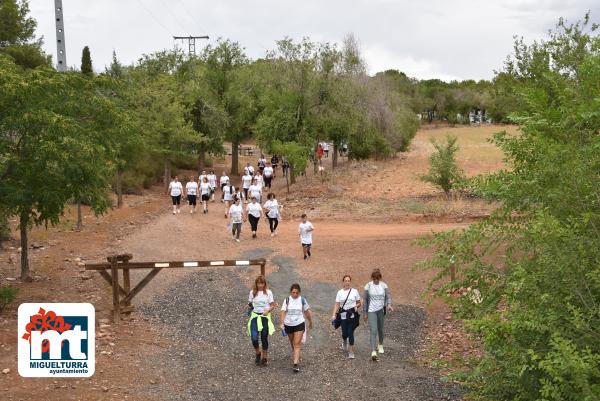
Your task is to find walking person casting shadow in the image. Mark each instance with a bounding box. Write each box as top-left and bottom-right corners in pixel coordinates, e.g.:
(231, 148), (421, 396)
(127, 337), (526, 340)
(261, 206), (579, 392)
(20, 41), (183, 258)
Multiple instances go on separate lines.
(280, 283), (313, 373)
(363, 268), (394, 361)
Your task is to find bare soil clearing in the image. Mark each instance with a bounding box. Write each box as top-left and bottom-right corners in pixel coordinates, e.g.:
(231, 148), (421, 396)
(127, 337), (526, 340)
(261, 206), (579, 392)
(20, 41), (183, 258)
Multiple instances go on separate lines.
(0, 125), (508, 400)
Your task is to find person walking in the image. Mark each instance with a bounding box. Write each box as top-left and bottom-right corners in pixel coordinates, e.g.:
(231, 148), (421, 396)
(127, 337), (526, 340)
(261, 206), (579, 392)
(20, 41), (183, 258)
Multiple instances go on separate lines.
(323, 142), (329, 158)
(270, 155), (279, 171)
(280, 283), (313, 373)
(298, 214), (314, 260)
(247, 275), (276, 366)
(207, 170), (217, 202)
(167, 176), (183, 215)
(241, 170), (253, 203)
(263, 162), (274, 189)
(248, 178), (263, 204)
(199, 170), (208, 185)
(228, 197), (244, 242)
(331, 275), (361, 359)
(185, 176), (198, 214)
(253, 171), (264, 189)
(234, 187), (246, 205)
(219, 171), (229, 202)
(223, 179), (236, 218)
(363, 269), (393, 361)
(199, 176), (211, 214)
(263, 193), (281, 237)
(258, 154), (267, 174)
(246, 197), (262, 238)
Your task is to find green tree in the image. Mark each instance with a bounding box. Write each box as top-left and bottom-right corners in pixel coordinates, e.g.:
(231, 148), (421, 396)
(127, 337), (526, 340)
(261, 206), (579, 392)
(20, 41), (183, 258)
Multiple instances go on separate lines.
(420, 135), (463, 194)
(0, 0), (50, 69)
(81, 46), (92, 75)
(419, 15), (600, 400)
(0, 56), (121, 280)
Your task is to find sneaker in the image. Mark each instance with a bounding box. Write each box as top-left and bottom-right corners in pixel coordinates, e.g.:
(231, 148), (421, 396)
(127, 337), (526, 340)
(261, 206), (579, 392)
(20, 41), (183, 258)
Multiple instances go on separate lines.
(232, 237), (236, 241)
(252, 232), (256, 238)
(378, 345), (384, 354)
(307, 250), (311, 257)
(236, 239), (240, 243)
(190, 210), (193, 214)
(270, 233), (275, 238)
(341, 341), (347, 351)
(371, 351), (378, 361)
(177, 209), (180, 214)
(348, 352), (355, 359)
(172, 211), (176, 215)
(274, 230), (278, 236)
(255, 354), (261, 366)
(293, 364), (300, 373)
(261, 358), (268, 367)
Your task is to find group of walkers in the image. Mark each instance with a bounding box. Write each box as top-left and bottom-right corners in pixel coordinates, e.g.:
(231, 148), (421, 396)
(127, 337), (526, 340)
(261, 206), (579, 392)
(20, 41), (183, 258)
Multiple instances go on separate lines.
(247, 268), (393, 372)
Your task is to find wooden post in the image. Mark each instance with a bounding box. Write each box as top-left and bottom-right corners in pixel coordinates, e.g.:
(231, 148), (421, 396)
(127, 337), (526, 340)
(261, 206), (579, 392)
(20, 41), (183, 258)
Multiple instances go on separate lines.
(108, 256), (120, 322)
(122, 257), (131, 308)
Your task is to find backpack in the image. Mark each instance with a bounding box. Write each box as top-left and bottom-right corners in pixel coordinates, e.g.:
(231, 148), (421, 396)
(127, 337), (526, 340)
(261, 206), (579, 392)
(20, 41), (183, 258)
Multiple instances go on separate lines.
(285, 296), (306, 309)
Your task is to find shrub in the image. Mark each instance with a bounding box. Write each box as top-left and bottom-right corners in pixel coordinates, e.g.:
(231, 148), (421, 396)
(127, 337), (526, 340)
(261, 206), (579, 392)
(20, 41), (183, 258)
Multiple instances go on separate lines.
(0, 286), (19, 312)
(420, 135), (464, 193)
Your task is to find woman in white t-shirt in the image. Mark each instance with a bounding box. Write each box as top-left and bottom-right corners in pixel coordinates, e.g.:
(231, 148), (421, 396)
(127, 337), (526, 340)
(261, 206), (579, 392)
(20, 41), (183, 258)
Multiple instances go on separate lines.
(247, 276), (276, 366)
(185, 176), (199, 214)
(219, 171), (229, 201)
(246, 196), (262, 238)
(262, 162), (274, 189)
(207, 170), (217, 201)
(280, 283), (313, 373)
(199, 170), (208, 186)
(248, 178), (262, 204)
(199, 177), (211, 214)
(241, 172), (253, 202)
(298, 214), (314, 260)
(263, 193), (281, 237)
(363, 269), (394, 361)
(167, 176), (183, 214)
(253, 172), (264, 189)
(223, 180), (236, 218)
(331, 275), (362, 359)
(228, 197), (244, 242)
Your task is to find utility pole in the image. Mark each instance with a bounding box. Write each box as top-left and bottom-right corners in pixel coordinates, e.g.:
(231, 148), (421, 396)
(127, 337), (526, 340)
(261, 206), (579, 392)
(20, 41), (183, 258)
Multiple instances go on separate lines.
(173, 35), (209, 56)
(54, 0), (67, 71)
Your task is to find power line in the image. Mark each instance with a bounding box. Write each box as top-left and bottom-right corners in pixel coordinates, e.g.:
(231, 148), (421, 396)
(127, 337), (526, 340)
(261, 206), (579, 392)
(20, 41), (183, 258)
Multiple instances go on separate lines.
(134, 0), (173, 35)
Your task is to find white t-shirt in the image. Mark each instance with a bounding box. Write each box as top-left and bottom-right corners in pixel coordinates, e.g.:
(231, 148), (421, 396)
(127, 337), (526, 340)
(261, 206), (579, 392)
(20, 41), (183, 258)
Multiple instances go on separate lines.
(247, 202), (262, 218)
(336, 288), (361, 316)
(248, 165), (255, 175)
(263, 199), (279, 219)
(185, 181), (198, 196)
(323, 143), (329, 151)
(281, 296), (310, 326)
(254, 175), (263, 187)
(242, 174), (253, 189)
(248, 289), (274, 314)
(223, 185), (235, 201)
(263, 166), (274, 177)
(220, 175), (229, 186)
(299, 221), (314, 244)
(199, 174), (208, 184)
(365, 282), (387, 313)
(169, 181), (183, 197)
(229, 204), (243, 223)
(235, 191), (245, 202)
(208, 174), (217, 188)
(249, 185), (262, 200)
(200, 182), (211, 195)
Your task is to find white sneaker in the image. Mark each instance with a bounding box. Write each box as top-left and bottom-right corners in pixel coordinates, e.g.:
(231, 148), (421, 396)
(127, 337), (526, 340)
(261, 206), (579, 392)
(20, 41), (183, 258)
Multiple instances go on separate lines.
(378, 345), (384, 354)
(348, 352), (355, 359)
(235, 239), (240, 243)
(190, 210), (193, 214)
(177, 209), (180, 214)
(371, 351), (378, 361)
(270, 233), (275, 238)
(341, 341), (347, 351)
(173, 211), (176, 215)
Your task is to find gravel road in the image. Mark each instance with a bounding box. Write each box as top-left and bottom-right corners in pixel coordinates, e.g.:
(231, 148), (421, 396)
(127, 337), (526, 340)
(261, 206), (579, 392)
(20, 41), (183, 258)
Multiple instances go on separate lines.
(138, 246), (462, 401)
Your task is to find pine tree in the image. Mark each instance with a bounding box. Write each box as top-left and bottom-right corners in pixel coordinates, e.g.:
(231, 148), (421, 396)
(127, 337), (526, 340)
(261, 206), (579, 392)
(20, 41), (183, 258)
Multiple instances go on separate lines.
(81, 46), (93, 75)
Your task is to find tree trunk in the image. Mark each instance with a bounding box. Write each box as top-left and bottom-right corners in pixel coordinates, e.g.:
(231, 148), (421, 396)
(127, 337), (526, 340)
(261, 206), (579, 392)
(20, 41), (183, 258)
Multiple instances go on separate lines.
(285, 169), (290, 193)
(313, 159), (318, 175)
(231, 139), (239, 176)
(19, 210), (30, 281)
(198, 145), (206, 173)
(290, 166), (296, 184)
(116, 169), (123, 208)
(332, 143), (338, 170)
(163, 159), (170, 187)
(76, 201), (82, 231)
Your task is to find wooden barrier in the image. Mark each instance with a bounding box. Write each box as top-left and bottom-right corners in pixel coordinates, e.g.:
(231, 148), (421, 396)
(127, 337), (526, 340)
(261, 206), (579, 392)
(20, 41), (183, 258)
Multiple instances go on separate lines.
(85, 254), (266, 322)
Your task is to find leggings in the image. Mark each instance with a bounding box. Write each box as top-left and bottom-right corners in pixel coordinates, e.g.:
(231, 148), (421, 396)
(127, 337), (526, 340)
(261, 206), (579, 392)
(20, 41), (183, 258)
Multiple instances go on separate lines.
(368, 309), (385, 351)
(268, 217), (279, 233)
(232, 222), (242, 239)
(340, 317), (356, 346)
(264, 176), (272, 188)
(250, 316), (269, 350)
(248, 215), (260, 231)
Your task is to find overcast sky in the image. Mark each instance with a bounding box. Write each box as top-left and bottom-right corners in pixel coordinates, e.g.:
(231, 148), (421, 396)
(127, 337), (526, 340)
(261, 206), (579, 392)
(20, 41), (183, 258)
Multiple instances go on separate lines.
(29, 0), (598, 81)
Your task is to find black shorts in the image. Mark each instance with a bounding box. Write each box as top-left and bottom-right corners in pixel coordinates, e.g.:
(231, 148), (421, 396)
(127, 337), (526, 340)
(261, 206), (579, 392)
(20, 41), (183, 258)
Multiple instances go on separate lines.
(302, 243), (312, 248)
(171, 195), (181, 205)
(284, 322), (305, 334)
(187, 195), (197, 206)
(201, 193), (209, 201)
